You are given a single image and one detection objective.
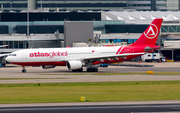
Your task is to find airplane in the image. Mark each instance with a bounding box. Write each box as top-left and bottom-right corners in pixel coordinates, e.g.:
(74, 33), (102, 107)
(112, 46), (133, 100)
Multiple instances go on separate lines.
(5, 18), (163, 73)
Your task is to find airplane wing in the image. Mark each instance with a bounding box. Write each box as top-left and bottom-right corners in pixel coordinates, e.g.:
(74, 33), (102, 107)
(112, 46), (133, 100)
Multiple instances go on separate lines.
(0, 45), (9, 57)
(0, 54), (9, 57)
(65, 52), (145, 61)
(83, 52), (145, 61)
(0, 45), (8, 48)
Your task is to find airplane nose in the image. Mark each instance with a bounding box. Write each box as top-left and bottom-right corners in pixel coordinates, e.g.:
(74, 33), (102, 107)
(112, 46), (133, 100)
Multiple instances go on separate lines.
(5, 56), (11, 62)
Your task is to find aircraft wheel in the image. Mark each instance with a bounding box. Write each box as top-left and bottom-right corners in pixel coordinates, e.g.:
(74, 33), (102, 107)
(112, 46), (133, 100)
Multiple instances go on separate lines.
(22, 69), (26, 73)
(72, 70), (78, 72)
(87, 68), (89, 72)
(87, 68), (93, 72)
(93, 68), (98, 72)
(89, 68), (93, 72)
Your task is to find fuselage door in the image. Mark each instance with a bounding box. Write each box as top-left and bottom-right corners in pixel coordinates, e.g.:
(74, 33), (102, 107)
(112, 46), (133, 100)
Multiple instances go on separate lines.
(94, 49), (101, 56)
(22, 51), (27, 59)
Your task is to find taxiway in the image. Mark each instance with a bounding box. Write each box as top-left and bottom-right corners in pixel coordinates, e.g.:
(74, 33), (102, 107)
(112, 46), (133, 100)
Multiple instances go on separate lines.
(0, 62), (180, 83)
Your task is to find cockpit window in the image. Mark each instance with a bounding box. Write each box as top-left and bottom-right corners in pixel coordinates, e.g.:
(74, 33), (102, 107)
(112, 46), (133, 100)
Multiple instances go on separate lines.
(9, 54), (17, 56)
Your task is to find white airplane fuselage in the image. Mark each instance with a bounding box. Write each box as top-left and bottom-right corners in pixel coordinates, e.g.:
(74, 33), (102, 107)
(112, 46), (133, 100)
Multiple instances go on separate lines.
(6, 46), (142, 66)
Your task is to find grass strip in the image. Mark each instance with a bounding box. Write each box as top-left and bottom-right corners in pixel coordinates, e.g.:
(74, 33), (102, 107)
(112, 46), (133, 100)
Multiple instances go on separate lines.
(0, 80), (180, 87)
(0, 80), (180, 104)
(40, 72), (180, 75)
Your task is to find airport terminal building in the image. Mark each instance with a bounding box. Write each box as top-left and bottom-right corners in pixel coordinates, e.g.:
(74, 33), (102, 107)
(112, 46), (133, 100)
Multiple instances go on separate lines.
(0, 0), (179, 12)
(1, 1), (180, 64)
(0, 11), (180, 61)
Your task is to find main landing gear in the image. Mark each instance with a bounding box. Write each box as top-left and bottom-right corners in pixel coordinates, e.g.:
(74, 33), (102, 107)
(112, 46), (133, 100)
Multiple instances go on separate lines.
(22, 66), (26, 73)
(87, 67), (98, 72)
(72, 67), (98, 72)
(85, 61), (99, 72)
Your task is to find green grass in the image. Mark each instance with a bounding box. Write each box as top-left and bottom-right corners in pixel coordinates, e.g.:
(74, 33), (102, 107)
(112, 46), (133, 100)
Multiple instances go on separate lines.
(40, 72), (180, 75)
(1, 80), (180, 87)
(0, 80), (180, 104)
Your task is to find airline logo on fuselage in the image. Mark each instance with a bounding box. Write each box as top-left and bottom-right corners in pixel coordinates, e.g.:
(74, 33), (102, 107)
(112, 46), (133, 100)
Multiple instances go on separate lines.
(144, 24), (158, 39)
(29, 51), (68, 58)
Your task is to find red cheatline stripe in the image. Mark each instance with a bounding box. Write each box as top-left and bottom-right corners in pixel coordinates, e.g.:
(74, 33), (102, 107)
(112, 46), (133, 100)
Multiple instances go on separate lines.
(9, 61), (67, 66)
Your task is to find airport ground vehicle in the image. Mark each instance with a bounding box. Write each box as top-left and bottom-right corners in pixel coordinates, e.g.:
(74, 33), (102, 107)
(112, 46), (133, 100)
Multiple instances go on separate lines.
(141, 53), (161, 62)
(100, 64), (108, 68)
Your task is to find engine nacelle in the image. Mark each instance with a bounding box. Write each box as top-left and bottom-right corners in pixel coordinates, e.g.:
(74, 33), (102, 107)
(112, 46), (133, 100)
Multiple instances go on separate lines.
(67, 61), (82, 70)
(42, 65), (56, 69)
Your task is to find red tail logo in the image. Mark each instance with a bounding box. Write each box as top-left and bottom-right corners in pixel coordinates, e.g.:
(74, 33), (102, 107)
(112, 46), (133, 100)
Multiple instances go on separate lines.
(130, 18), (163, 46)
(144, 24), (158, 39)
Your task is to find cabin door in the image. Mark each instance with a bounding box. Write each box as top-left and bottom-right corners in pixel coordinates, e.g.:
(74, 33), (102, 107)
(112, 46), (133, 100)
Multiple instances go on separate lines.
(22, 51), (27, 59)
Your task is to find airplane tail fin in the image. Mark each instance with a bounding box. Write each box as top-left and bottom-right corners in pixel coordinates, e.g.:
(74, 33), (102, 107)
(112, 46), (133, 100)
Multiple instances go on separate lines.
(130, 18), (163, 46)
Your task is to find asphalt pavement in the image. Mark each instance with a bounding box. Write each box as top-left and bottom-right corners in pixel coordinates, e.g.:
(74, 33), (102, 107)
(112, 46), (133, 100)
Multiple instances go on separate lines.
(0, 62), (180, 83)
(1, 102), (180, 113)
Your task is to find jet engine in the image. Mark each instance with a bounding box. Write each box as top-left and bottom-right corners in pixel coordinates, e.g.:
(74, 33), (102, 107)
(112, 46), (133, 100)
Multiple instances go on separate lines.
(67, 61), (83, 70)
(42, 65), (56, 69)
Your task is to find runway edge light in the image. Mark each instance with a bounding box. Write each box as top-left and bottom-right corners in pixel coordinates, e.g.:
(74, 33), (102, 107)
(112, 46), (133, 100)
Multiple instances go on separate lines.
(81, 97), (86, 101)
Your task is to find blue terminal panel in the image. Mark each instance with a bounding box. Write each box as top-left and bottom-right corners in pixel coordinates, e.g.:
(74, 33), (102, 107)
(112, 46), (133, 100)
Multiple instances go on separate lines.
(93, 21), (125, 34)
(100, 39), (138, 44)
(105, 24), (149, 33)
(0, 21), (124, 34)
(161, 26), (180, 33)
(0, 12), (101, 22)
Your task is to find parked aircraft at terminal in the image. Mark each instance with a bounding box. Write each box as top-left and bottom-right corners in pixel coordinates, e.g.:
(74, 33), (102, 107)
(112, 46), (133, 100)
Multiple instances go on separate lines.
(5, 19), (163, 73)
(0, 45), (8, 48)
(0, 45), (9, 57)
